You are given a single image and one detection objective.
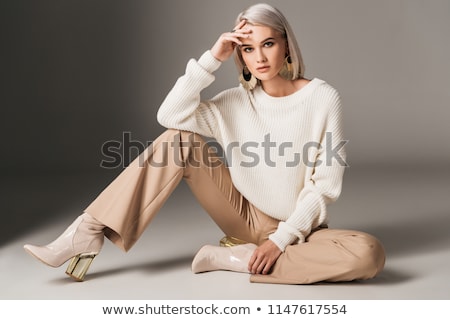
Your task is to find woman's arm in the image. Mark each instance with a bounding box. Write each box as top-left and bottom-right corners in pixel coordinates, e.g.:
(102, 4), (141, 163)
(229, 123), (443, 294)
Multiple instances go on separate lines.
(156, 51), (221, 137)
(157, 21), (250, 136)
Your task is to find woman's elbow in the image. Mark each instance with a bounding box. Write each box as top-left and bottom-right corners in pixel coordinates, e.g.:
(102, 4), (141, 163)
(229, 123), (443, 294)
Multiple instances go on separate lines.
(156, 109), (171, 128)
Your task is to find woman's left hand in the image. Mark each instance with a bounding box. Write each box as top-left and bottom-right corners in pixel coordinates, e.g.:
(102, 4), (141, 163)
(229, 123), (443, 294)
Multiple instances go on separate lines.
(248, 239), (282, 274)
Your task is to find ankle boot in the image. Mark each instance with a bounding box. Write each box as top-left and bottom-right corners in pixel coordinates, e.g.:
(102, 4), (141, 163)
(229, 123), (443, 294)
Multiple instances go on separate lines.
(191, 243), (257, 274)
(23, 213), (104, 281)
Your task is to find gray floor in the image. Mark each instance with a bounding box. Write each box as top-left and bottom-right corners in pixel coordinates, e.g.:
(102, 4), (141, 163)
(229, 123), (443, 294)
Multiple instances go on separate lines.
(1, 165), (449, 300)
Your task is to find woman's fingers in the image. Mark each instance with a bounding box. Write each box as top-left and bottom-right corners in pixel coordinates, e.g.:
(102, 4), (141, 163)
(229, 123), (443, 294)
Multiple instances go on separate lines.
(248, 240), (282, 274)
(249, 254), (261, 274)
(250, 256), (271, 274)
(248, 250), (267, 274)
(232, 19), (247, 32)
(225, 29), (250, 47)
(224, 31), (249, 44)
(248, 252), (257, 272)
(211, 28), (250, 61)
(211, 20), (251, 62)
(230, 20), (251, 39)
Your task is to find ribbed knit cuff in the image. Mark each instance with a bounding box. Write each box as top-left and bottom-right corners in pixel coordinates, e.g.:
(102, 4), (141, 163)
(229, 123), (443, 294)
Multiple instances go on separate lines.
(268, 221), (305, 252)
(197, 50), (222, 74)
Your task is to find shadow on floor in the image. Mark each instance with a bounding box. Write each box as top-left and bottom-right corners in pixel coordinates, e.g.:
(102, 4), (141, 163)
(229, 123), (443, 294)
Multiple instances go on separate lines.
(47, 255), (194, 284)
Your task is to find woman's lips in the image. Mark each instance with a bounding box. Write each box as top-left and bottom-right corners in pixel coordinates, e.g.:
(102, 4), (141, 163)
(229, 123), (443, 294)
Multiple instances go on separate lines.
(256, 66), (270, 72)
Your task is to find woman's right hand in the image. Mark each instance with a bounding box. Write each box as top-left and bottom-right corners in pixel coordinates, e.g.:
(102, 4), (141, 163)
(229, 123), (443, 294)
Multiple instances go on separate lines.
(211, 20), (251, 62)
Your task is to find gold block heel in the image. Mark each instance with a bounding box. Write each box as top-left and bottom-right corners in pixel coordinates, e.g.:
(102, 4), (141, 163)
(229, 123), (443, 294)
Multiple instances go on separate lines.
(65, 253), (97, 281)
(219, 236), (247, 247)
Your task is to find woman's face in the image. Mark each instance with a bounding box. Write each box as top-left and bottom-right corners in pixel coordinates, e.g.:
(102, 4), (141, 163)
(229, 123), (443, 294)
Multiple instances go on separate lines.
(239, 25), (287, 82)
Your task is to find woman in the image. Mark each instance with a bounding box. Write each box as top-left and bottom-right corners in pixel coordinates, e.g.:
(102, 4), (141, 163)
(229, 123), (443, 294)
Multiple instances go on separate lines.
(24, 3), (385, 284)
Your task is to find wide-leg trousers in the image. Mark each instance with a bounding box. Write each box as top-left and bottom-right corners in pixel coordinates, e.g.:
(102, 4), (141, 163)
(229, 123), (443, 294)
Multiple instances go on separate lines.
(85, 129), (385, 284)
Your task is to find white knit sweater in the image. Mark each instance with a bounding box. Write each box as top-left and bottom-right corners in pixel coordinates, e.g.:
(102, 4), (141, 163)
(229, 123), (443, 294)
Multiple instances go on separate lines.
(157, 50), (346, 251)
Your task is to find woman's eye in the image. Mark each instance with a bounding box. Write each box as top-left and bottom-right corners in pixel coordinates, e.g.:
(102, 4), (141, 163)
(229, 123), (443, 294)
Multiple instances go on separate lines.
(264, 41), (274, 47)
(243, 47), (253, 53)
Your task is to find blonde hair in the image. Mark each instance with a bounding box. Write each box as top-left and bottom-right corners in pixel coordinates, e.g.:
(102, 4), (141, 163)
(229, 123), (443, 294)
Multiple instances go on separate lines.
(234, 3), (305, 81)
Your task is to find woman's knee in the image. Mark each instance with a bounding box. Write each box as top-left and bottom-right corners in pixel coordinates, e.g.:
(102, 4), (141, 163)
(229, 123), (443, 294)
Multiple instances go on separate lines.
(350, 232), (386, 279)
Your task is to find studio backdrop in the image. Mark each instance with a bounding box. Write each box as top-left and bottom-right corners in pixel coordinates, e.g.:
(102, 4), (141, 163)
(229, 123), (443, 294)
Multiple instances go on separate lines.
(2, 0), (449, 174)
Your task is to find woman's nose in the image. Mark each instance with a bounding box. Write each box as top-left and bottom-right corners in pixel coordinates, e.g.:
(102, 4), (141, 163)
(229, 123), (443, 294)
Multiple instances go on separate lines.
(256, 49), (267, 63)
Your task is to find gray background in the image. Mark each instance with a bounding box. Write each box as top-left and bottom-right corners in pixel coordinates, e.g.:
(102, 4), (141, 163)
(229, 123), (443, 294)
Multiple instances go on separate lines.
(2, 0), (449, 173)
(1, 0), (450, 300)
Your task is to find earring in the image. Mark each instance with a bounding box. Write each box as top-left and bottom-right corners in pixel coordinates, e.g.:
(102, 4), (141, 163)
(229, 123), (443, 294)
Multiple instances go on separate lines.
(239, 66), (257, 90)
(279, 56), (293, 80)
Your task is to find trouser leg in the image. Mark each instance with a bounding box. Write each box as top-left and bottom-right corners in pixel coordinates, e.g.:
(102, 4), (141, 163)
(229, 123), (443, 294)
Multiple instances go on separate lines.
(85, 129), (275, 252)
(85, 129), (186, 251)
(250, 228), (386, 284)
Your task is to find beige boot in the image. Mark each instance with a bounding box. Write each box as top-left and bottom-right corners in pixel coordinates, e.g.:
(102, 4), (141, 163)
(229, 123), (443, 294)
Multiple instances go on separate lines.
(191, 243), (257, 273)
(24, 213), (104, 281)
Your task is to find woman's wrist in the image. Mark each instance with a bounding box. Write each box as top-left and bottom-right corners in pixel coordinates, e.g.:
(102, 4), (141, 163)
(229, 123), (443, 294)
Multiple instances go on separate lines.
(198, 50), (222, 74)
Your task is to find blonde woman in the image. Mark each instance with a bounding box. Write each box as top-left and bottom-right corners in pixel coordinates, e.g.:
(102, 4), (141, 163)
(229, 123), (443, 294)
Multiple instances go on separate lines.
(24, 3), (385, 284)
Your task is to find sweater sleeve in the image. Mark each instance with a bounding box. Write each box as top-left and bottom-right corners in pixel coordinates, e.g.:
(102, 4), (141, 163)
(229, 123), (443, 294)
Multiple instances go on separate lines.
(156, 50), (222, 137)
(269, 88), (347, 251)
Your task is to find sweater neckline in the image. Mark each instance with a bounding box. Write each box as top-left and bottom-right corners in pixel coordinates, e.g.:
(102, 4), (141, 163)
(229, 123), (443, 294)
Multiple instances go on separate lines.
(252, 77), (324, 108)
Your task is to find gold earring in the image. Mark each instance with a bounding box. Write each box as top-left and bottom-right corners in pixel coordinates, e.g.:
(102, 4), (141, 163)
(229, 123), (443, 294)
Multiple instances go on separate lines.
(239, 66), (257, 90)
(279, 56), (293, 80)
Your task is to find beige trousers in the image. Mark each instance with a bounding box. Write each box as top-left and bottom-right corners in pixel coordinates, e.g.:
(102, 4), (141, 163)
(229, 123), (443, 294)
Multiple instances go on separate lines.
(85, 129), (385, 284)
